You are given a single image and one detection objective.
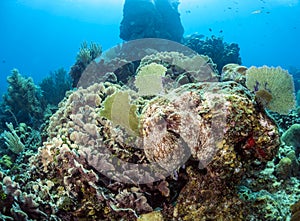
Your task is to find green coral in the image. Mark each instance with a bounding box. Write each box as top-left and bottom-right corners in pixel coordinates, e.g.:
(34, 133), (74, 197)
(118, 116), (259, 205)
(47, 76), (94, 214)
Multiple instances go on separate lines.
(134, 63), (167, 96)
(275, 157), (292, 179)
(246, 66), (296, 114)
(2, 69), (45, 127)
(0, 155), (13, 168)
(281, 124), (300, 148)
(39, 68), (72, 106)
(1, 122), (25, 154)
(0, 189), (7, 201)
(100, 91), (140, 135)
(70, 41), (102, 87)
(77, 41), (102, 66)
(57, 196), (74, 211)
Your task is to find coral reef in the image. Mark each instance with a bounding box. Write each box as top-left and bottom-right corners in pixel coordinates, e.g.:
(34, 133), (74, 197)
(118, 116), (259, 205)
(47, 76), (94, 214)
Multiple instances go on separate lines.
(291, 199), (300, 221)
(281, 124), (300, 148)
(135, 51), (219, 89)
(270, 109), (300, 131)
(1, 122), (25, 154)
(134, 63), (167, 96)
(237, 109), (300, 220)
(0, 122), (42, 177)
(183, 34), (242, 73)
(120, 0), (184, 42)
(289, 66), (300, 93)
(39, 68), (72, 106)
(147, 82), (279, 161)
(0, 76), (278, 220)
(238, 141), (300, 220)
(1, 47), (298, 220)
(141, 81), (280, 219)
(1, 69), (45, 128)
(246, 66), (296, 115)
(221, 63), (248, 85)
(69, 41), (102, 87)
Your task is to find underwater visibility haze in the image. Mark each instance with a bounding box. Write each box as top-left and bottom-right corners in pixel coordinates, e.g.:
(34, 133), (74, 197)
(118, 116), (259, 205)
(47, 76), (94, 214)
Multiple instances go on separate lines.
(0, 0), (300, 220)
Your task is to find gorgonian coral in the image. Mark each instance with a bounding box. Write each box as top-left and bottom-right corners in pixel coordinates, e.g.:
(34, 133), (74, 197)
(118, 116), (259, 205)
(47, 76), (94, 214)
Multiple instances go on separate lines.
(246, 66), (296, 114)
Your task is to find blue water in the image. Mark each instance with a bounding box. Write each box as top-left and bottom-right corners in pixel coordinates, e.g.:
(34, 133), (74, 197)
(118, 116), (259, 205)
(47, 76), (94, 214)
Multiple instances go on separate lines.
(1, 0), (299, 96)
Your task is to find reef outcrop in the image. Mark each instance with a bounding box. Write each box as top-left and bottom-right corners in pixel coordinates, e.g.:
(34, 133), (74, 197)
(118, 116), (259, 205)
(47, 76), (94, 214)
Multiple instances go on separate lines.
(0, 49), (286, 220)
(120, 0), (184, 42)
(1, 78), (278, 220)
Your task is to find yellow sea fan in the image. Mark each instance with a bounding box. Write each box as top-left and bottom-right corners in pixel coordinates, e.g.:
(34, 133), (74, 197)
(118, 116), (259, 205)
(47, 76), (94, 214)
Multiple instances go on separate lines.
(246, 66), (296, 114)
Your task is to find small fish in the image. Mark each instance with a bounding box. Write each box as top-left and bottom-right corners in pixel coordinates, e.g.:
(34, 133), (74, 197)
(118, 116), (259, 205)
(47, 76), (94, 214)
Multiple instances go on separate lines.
(266, 11), (270, 14)
(219, 30), (223, 33)
(186, 10), (191, 14)
(209, 28), (212, 32)
(228, 7), (232, 10)
(2, 60), (5, 63)
(251, 10), (262, 14)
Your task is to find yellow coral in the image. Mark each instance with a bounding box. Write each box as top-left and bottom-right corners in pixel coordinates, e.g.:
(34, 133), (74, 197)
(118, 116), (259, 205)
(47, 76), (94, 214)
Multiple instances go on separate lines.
(246, 66), (296, 114)
(100, 91), (140, 135)
(134, 63), (167, 96)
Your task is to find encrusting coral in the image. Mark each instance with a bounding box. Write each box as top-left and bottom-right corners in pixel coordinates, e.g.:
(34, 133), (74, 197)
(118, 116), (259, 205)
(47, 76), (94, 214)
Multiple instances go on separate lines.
(221, 63), (248, 85)
(141, 81), (280, 219)
(281, 124), (300, 148)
